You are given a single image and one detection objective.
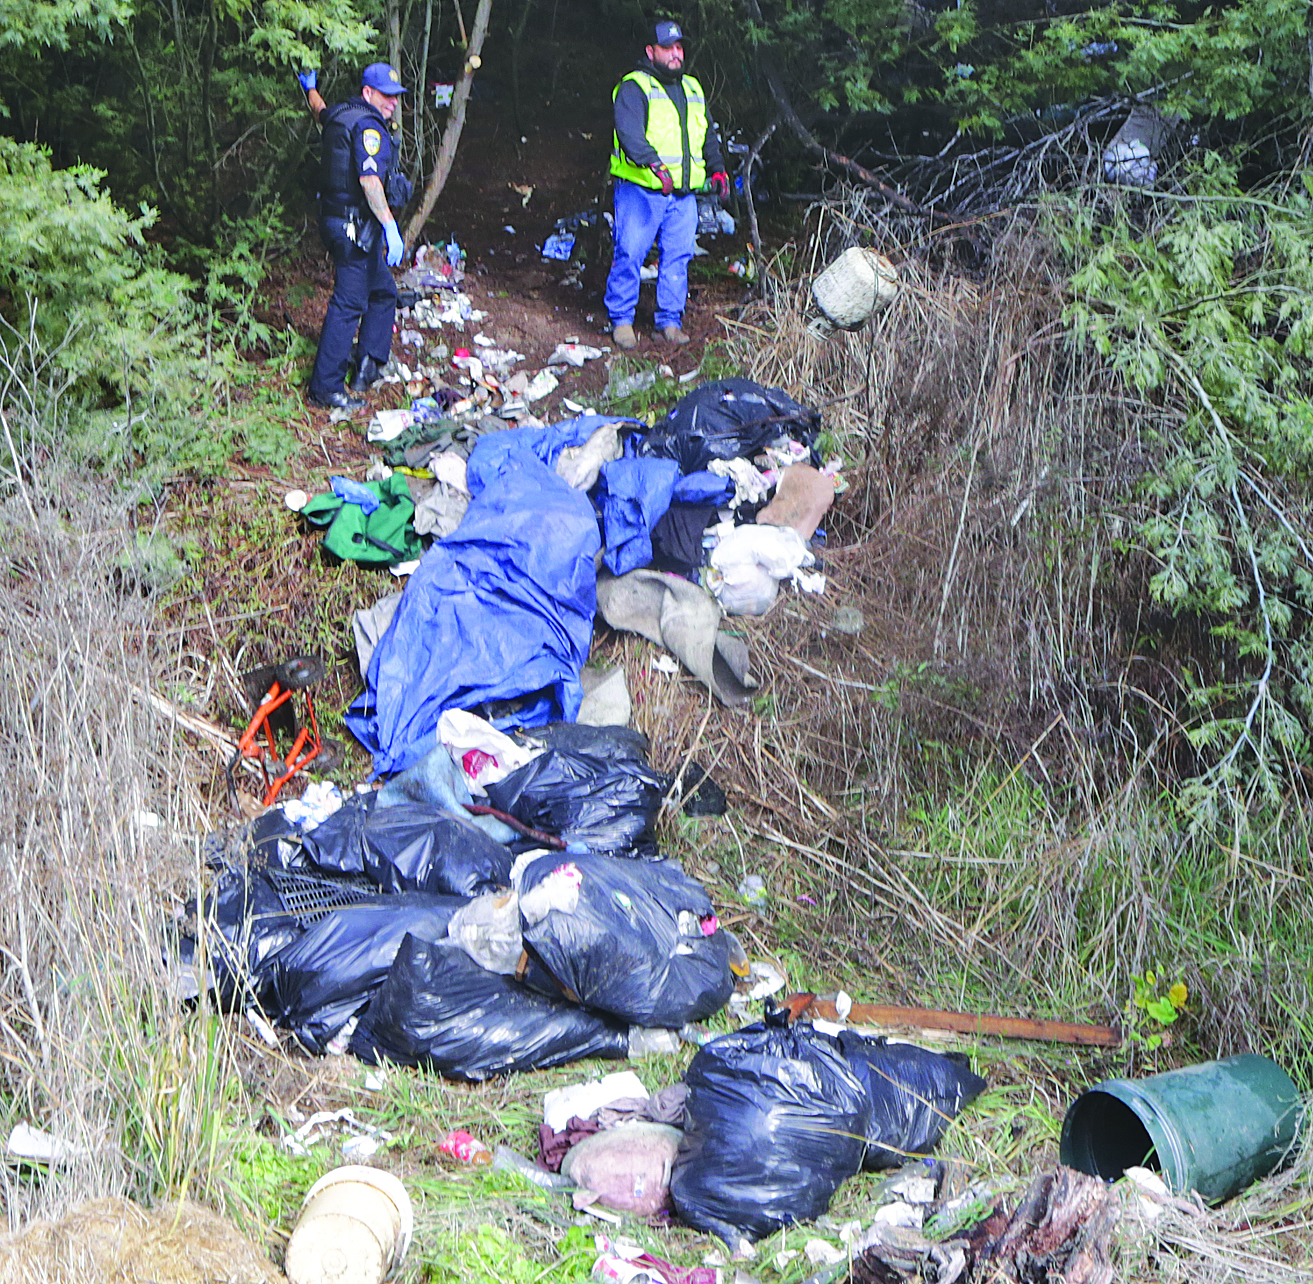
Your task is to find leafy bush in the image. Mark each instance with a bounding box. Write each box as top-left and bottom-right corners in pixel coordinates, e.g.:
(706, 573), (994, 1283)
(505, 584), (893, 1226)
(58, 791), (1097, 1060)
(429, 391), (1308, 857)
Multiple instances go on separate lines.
(1051, 158), (1313, 814)
(0, 138), (300, 479)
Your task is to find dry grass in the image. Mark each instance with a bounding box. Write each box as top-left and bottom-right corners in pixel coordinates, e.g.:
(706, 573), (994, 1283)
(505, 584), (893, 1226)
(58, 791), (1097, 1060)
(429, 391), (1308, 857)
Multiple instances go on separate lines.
(0, 459), (237, 1228)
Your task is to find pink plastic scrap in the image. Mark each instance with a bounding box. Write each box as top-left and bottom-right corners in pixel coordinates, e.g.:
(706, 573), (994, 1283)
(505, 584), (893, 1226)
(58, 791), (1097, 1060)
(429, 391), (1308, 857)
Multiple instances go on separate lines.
(592, 1235), (720, 1284)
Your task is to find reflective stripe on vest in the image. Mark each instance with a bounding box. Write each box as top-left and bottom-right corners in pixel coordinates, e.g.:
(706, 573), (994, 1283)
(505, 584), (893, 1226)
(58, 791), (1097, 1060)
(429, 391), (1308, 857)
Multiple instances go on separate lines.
(610, 70), (709, 192)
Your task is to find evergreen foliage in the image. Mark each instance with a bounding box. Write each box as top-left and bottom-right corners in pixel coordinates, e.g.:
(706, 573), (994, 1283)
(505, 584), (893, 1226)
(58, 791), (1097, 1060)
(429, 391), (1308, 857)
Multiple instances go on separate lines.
(1052, 163), (1313, 814)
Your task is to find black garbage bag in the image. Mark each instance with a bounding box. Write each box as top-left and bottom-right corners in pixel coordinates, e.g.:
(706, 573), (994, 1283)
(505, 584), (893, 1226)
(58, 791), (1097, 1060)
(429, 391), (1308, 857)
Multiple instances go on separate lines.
(302, 795), (513, 895)
(486, 749), (669, 858)
(199, 864), (305, 1006)
(670, 1010), (871, 1243)
(517, 852), (735, 1027)
(638, 378), (821, 474)
(201, 808), (307, 873)
(261, 893), (468, 1054)
(511, 722), (651, 763)
(836, 1031), (987, 1170)
(349, 936), (630, 1080)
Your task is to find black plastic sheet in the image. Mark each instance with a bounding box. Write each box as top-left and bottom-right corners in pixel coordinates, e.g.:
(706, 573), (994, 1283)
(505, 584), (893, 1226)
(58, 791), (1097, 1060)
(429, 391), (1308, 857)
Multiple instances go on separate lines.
(638, 379), (821, 474)
(349, 935), (630, 1080)
(486, 749), (669, 858)
(518, 853), (735, 1027)
(670, 1011), (871, 1243)
(302, 795), (513, 895)
(511, 722), (651, 763)
(262, 893), (468, 1054)
(836, 1031), (987, 1170)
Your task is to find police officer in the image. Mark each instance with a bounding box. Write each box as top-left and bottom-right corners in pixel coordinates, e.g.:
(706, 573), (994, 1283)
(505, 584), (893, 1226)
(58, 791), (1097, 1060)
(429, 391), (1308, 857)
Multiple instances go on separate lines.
(299, 63), (410, 411)
(606, 21), (728, 351)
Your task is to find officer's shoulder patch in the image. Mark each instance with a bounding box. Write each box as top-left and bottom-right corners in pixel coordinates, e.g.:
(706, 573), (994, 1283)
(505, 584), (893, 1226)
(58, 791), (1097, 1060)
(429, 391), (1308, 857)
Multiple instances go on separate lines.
(362, 129), (382, 156)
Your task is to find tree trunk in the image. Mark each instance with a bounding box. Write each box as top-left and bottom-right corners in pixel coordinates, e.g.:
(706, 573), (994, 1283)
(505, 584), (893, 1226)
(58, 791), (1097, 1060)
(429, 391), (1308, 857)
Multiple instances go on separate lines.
(387, 0), (402, 76)
(403, 0), (493, 249)
(509, 0), (535, 141)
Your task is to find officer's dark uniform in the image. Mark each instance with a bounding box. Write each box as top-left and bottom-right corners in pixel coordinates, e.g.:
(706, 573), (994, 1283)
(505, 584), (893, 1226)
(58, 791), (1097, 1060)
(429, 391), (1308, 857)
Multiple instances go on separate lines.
(307, 99), (399, 403)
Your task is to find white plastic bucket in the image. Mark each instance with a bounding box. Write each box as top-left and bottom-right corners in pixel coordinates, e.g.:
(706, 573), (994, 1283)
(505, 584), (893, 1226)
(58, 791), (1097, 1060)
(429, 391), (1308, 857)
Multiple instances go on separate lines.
(284, 1165), (413, 1284)
(812, 247), (899, 329)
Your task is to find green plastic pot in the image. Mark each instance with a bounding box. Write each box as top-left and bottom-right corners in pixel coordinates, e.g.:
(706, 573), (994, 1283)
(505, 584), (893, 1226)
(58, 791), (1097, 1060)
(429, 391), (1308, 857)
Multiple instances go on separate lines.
(1060, 1054), (1303, 1204)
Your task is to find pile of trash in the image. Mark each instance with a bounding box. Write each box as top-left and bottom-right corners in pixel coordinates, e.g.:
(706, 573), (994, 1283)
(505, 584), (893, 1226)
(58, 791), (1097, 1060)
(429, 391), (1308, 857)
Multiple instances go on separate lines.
(353, 238), (611, 428)
(187, 721), (741, 1079)
(292, 377), (844, 776)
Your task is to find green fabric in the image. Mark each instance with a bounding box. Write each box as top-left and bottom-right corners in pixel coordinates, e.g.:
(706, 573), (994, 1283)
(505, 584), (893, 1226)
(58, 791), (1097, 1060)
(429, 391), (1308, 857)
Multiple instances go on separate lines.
(610, 70), (709, 191)
(301, 473), (422, 565)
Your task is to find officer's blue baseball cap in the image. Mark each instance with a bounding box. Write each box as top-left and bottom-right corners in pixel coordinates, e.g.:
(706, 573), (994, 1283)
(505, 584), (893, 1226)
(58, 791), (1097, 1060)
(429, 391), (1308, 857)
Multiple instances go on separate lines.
(652, 20), (683, 46)
(362, 62), (408, 94)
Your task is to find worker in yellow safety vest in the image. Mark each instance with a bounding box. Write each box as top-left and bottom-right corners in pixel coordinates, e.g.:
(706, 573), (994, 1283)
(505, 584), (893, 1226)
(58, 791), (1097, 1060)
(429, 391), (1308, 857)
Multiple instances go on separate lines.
(605, 20), (728, 350)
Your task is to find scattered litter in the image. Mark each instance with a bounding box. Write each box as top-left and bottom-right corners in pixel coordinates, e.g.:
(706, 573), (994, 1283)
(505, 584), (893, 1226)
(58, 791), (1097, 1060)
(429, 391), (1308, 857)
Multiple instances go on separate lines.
(548, 342), (605, 367)
(592, 1235), (721, 1284)
(366, 408), (415, 443)
(651, 654), (680, 676)
(285, 488), (308, 511)
(544, 1070), (650, 1131)
(6, 1122), (90, 1164)
(542, 231), (575, 261)
(524, 369), (559, 402)
(562, 397), (584, 413)
(851, 1168), (1115, 1284)
(440, 1129), (494, 1165)
(737, 874), (767, 906)
(281, 1108), (393, 1157)
(504, 225), (516, 234)
(280, 779), (343, 830)
(610, 369), (657, 400)
(803, 1239), (846, 1266)
(509, 183), (533, 206)
(730, 959), (784, 1004)
(639, 264), (659, 282)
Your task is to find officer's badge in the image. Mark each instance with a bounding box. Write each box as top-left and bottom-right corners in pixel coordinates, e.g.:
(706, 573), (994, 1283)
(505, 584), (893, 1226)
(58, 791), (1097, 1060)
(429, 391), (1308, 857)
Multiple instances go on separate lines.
(362, 129), (382, 156)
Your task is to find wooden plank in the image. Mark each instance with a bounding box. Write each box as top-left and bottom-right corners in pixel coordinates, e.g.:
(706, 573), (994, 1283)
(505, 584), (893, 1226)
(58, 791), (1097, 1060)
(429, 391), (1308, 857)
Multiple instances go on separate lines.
(790, 993), (1121, 1048)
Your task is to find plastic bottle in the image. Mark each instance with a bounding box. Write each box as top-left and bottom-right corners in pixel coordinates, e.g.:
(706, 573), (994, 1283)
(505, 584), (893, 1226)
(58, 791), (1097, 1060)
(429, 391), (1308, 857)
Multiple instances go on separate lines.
(440, 1128), (492, 1166)
(491, 1144), (575, 1191)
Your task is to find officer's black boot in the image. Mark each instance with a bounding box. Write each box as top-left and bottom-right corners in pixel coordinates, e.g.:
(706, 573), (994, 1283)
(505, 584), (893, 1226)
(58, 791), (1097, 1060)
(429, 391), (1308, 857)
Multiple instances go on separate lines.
(350, 354), (383, 392)
(308, 389), (366, 411)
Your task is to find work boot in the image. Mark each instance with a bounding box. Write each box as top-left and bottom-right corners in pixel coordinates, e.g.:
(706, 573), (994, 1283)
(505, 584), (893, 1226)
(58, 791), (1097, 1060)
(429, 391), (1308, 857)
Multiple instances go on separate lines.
(612, 323), (638, 351)
(350, 354), (383, 392)
(659, 325), (691, 346)
(307, 389), (366, 412)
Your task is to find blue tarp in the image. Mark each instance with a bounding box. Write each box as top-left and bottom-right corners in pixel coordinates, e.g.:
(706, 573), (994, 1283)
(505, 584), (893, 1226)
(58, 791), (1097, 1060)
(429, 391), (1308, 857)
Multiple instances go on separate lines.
(346, 417), (612, 775)
(598, 457), (680, 576)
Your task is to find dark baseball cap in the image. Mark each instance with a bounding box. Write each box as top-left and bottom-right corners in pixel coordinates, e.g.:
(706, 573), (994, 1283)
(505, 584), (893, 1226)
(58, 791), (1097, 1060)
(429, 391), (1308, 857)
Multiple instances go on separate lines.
(652, 20), (684, 46)
(362, 62), (408, 94)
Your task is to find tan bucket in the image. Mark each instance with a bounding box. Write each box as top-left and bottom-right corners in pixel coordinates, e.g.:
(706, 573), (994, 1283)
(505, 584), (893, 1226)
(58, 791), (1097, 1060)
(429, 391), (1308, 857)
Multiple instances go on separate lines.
(812, 247), (899, 329)
(284, 1166), (413, 1284)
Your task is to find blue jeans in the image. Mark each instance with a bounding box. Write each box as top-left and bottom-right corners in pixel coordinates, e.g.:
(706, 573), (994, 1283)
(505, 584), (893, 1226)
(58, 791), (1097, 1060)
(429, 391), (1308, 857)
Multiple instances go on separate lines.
(308, 217), (397, 400)
(604, 181), (697, 331)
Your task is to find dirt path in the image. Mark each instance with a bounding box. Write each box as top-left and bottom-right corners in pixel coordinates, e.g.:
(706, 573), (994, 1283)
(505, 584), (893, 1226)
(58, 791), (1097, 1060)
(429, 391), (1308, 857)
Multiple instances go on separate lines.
(274, 68), (755, 420)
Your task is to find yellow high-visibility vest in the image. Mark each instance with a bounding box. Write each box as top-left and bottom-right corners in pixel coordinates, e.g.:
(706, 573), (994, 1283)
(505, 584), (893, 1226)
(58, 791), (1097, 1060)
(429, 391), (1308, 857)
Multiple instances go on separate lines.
(610, 70), (709, 192)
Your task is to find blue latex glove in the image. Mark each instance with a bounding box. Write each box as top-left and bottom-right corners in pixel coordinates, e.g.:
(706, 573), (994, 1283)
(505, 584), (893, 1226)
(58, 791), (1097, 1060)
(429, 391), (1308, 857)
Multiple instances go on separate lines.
(297, 68), (317, 92)
(330, 475), (380, 515)
(383, 221), (405, 267)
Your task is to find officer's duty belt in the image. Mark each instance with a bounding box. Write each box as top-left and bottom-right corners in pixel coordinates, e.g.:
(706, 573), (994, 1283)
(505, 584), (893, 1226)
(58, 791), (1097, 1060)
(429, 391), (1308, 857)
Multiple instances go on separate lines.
(320, 200), (369, 220)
